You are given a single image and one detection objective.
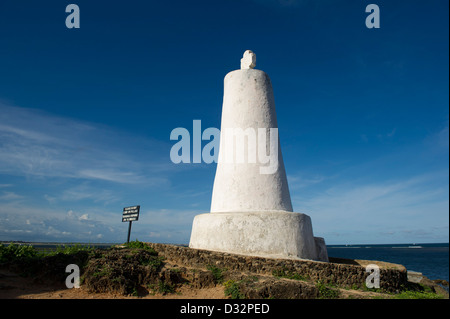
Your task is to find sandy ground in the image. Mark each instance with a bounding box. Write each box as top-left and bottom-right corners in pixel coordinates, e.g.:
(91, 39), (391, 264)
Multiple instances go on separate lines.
(0, 268), (225, 299)
(1, 268), (389, 300)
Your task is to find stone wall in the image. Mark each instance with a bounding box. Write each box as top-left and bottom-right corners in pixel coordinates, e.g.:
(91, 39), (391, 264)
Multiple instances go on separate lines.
(147, 243), (408, 292)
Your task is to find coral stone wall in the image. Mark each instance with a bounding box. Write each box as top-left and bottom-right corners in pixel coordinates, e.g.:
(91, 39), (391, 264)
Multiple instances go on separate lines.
(147, 243), (408, 292)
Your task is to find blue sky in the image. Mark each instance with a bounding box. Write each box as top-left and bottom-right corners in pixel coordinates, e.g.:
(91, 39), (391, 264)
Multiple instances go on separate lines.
(0, 0), (448, 245)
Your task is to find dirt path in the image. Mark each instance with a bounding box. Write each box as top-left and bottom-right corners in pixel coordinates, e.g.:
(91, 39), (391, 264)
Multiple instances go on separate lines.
(0, 268), (389, 300)
(0, 268), (225, 299)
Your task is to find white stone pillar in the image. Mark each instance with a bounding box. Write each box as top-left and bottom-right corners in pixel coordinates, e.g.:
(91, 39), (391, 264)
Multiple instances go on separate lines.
(210, 63), (293, 213)
(189, 51), (328, 262)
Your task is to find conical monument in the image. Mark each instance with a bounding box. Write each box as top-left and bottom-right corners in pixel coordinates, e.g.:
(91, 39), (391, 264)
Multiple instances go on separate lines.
(189, 50), (328, 262)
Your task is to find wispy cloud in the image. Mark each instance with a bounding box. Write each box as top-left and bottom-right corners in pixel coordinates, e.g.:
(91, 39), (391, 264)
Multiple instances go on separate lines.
(287, 172), (327, 190)
(0, 102), (180, 242)
(0, 198), (199, 243)
(424, 125), (449, 155)
(0, 191), (22, 201)
(359, 128), (397, 144)
(0, 103), (172, 184)
(60, 183), (118, 203)
(130, 208), (199, 243)
(0, 202), (120, 242)
(293, 170), (449, 244)
(287, 124), (449, 244)
(78, 169), (144, 184)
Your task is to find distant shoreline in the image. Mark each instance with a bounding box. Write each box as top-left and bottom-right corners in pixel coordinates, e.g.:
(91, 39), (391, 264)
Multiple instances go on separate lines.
(0, 240), (450, 248)
(1, 240), (449, 247)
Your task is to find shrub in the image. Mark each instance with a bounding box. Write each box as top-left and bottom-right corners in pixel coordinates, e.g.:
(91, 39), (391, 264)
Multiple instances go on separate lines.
(224, 280), (245, 299)
(125, 240), (158, 255)
(272, 267), (309, 281)
(316, 280), (341, 299)
(0, 243), (38, 263)
(316, 280), (340, 299)
(52, 244), (94, 255)
(207, 264), (225, 284)
(394, 290), (444, 299)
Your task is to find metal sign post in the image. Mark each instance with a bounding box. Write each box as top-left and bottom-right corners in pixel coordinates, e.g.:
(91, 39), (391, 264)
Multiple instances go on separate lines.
(126, 220), (132, 244)
(122, 205), (140, 243)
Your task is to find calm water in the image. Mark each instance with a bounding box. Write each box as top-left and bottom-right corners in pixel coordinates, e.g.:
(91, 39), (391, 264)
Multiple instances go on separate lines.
(327, 243), (449, 282)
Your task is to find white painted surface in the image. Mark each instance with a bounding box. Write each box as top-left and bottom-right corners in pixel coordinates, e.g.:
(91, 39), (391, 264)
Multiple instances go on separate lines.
(314, 237), (329, 262)
(190, 211), (326, 261)
(210, 68), (293, 213)
(240, 50), (256, 69)
(189, 51), (328, 262)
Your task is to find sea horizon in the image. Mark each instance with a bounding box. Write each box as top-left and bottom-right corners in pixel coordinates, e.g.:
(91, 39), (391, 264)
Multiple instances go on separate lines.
(1, 240), (448, 247)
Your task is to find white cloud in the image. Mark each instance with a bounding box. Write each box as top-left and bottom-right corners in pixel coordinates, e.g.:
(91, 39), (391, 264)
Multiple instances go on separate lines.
(0, 191), (22, 201)
(67, 210), (75, 218)
(121, 208), (200, 244)
(424, 125), (449, 155)
(79, 169), (140, 184)
(287, 172), (326, 190)
(0, 202), (120, 242)
(0, 102), (181, 243)
(0, 103), (172, 185)
(0, 194), (199, 244)
(79, 214), (89, 221)
(44, 194), (56, 203)
(61, 183), (118, 203)
(293, 170), (449, 244)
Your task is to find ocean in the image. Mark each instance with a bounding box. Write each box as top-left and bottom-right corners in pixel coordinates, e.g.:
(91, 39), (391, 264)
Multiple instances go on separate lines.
(327, 243), (449, 284)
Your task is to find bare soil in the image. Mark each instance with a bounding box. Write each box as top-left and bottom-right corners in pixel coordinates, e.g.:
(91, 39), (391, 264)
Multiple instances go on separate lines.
(0, 267), (387, 299)
(0, 267), (225, 299)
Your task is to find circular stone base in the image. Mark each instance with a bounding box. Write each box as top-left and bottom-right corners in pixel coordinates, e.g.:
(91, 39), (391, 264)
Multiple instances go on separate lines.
(189, 211), (328, 261)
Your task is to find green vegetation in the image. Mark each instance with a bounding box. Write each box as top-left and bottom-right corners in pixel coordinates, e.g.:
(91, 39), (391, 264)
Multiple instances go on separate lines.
(158, 280), (175, 294)
(0, 242), (98, 264)
(1, 242), (446, 299)
(92, 264), (112, 278)
(391, 283), (445, 299)
(124, 240), (158, 255)
(316, 280), (341, 299)
(0, 243), (38, 263)
(272, 267), (309, 281)
(1, 242), (94, 280)
(207, 264), (226, 284)
(224, 280), (245, 299)
(361, 282), (445, 299)
(146, 280), (175, 295)
(393, 290), (445, 299)
(122, 240), (162, 269)
(52, 244), (94, 255)
(139, 255), (164, 270)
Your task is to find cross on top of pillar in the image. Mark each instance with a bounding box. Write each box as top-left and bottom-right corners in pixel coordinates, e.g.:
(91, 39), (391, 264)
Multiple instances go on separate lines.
(240, 50), (256, 69)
